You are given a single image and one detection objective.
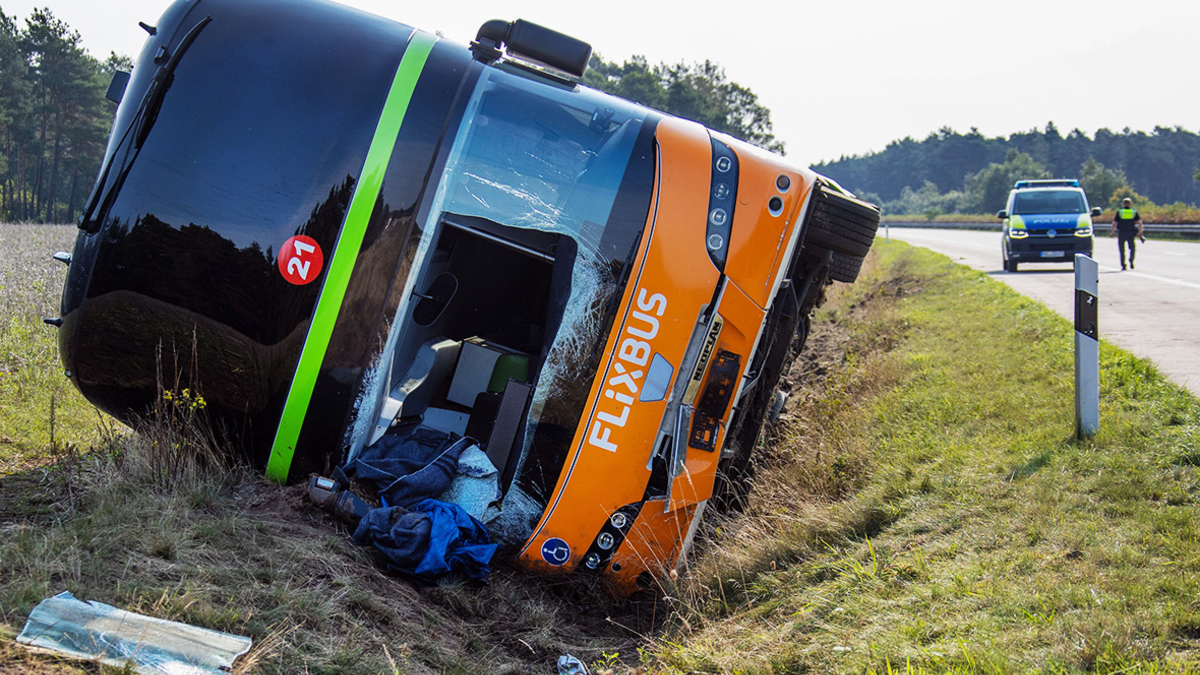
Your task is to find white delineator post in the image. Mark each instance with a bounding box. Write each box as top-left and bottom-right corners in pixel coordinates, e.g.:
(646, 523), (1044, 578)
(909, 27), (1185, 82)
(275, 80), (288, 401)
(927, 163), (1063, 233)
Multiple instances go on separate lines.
(1074, 254), (1099, 438)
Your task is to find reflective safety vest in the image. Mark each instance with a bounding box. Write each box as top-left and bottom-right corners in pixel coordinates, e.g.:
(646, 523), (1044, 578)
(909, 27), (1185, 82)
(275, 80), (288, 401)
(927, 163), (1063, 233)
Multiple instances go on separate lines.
(1119, 208), (1137, 220)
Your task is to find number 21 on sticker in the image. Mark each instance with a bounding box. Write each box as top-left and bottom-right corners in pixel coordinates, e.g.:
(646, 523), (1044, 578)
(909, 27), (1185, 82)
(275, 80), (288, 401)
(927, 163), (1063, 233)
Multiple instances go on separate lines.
(278, 235), (324, 286)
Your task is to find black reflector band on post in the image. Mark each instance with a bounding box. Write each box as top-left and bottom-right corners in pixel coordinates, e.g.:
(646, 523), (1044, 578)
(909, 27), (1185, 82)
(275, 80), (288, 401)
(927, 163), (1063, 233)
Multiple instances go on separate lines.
(1075, 288), (1098, 340)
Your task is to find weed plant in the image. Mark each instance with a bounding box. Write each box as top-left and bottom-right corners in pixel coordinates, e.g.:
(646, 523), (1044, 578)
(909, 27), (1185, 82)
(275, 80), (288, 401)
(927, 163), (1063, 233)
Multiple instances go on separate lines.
(654, 241), (1200, 673)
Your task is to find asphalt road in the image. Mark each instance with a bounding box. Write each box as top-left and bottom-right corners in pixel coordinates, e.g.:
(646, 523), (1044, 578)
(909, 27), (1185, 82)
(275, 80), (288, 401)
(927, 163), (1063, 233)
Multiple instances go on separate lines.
(881, 227), (1200, 398)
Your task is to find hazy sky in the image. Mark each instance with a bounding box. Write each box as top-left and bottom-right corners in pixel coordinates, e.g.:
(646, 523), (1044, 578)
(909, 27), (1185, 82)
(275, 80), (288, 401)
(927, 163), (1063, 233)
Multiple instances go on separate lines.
(6, 0), (1198, 166)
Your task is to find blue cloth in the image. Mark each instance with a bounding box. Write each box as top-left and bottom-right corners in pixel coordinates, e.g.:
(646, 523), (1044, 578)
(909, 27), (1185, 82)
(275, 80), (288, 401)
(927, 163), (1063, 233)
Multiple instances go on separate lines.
(347, 427), (471, 508)
(353, 499), (498, 584)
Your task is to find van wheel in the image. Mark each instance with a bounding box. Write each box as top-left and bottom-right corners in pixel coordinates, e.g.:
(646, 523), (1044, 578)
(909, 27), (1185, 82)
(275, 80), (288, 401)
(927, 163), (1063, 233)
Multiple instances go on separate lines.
(802, 184), (880, 258)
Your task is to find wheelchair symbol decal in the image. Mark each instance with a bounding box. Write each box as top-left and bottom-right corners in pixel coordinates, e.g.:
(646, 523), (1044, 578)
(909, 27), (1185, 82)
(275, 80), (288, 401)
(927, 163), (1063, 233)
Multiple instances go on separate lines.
(541, 538), (571, 566)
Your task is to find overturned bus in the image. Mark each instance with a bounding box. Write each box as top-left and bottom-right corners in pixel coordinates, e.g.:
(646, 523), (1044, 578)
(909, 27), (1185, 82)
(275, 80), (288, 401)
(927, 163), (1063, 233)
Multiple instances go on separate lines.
(52, 0), (879, 591)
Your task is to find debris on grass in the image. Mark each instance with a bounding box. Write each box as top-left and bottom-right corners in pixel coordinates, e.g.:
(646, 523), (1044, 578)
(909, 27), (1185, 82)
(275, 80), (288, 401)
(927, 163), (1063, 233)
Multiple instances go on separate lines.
(17, 590), (252, 674)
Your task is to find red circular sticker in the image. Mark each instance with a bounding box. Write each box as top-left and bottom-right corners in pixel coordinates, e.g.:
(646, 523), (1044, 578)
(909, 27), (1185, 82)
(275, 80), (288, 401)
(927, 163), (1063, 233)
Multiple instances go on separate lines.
(278, 235), (324, 285)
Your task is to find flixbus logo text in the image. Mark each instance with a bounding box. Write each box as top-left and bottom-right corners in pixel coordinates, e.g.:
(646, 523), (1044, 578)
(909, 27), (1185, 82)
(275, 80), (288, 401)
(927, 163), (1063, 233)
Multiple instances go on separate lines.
(587, 288), (667, 453)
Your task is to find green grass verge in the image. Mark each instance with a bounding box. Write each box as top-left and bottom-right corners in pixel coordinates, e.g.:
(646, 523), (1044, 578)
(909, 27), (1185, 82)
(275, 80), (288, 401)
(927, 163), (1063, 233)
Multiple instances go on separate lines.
(654, 240), (1200, 673)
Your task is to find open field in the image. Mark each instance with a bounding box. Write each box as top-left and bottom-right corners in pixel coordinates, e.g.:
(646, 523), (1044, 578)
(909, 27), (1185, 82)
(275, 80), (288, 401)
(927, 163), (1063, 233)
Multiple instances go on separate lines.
(2, 225), (1198, 673)
(0, 224), (107, 474)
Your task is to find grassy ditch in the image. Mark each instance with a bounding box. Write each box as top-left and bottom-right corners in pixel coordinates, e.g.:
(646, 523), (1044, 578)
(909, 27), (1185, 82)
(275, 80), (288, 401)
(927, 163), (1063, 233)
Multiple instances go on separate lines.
(0, 226), (656, 673)
(3, 226), (1198, 673)
(652, 240), (1200, 673)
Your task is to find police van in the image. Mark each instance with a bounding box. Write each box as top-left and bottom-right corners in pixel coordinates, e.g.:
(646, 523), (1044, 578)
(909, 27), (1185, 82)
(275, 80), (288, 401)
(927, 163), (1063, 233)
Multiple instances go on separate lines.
(998, 179), (1101, 272)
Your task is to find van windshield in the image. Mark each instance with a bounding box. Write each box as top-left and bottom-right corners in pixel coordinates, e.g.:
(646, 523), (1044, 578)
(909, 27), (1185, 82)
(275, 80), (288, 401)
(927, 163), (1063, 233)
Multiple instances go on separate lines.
(1012, 190), (1087, 215)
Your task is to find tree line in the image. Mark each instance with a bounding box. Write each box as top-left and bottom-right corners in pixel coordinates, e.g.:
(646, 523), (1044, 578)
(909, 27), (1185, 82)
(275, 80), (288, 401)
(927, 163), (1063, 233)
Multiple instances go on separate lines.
(5, 8), (1194, 224)
(815, 124), (1200, 216)
(0, 12), (785, 225)
(1, 8), (127, 224)
(583, 54), (784, 154)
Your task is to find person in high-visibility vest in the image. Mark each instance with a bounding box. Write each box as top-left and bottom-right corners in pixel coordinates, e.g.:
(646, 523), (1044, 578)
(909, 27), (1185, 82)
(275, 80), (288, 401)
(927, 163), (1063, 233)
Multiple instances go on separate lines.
(1110, 197), (1144, 270)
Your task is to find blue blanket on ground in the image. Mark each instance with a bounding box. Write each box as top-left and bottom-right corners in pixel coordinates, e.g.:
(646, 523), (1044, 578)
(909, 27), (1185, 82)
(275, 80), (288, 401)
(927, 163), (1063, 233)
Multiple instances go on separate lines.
(353, 499), (497, 584)
(346, 426), (497, 583)
(347, 427), (471, 508)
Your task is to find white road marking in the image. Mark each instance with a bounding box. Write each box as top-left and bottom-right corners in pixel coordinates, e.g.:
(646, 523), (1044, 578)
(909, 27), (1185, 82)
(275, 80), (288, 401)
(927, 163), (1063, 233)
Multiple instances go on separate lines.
(888, 230), (1200, 288)
(1109, 270), (1200, 290)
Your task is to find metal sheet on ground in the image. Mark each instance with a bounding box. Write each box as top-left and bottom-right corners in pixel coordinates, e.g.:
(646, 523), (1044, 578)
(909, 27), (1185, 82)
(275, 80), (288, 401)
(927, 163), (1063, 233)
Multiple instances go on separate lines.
(881, 227), (1200, 397)
(17, 591), (252, 674)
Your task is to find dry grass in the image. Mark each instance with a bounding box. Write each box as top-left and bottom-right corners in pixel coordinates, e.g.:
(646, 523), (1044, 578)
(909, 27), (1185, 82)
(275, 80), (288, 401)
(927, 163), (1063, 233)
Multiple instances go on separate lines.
(1, 398), (655, 672)
(0, 223), (654, 673)
(0, 223), (71, 321)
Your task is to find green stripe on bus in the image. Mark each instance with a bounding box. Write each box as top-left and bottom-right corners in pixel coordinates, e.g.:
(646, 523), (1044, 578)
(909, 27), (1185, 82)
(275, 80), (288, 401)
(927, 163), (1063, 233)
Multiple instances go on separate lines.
(266, 32), (436, 483)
